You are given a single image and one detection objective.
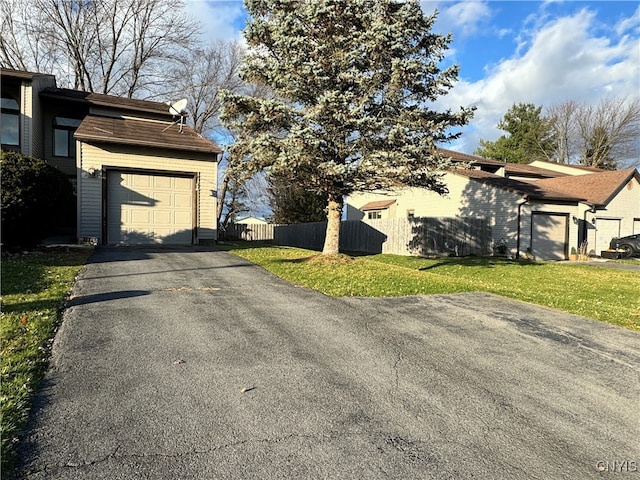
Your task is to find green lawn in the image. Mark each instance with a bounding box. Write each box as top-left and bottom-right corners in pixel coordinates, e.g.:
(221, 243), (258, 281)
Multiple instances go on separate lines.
(223, 243), (640, 331)
(1, 249), (91, 477)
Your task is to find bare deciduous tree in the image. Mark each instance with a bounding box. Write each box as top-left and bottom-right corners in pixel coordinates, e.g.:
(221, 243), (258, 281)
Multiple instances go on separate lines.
(575, 97), (640, 170)
(1, 0), (199, 98)
(1, 0), (60, 73)
(165, 40), (246, 136)
(546, 97), (640, 169)
(546, 100), (580, 164)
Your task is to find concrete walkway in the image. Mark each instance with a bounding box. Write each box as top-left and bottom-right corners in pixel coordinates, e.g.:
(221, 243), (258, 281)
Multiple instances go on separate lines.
(17, 246), (640, 479)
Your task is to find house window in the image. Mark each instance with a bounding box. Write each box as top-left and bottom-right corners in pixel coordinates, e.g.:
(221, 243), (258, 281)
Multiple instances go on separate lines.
(367, 211), (382, 220)
(407, 209), (415, 219)
(53, 116), (82, 157)
(1, 95), (20, 148)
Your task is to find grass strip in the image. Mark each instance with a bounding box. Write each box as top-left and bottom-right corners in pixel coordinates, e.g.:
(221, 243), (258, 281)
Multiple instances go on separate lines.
(1, 248), (91, 477)
(223, 244), (640, 331)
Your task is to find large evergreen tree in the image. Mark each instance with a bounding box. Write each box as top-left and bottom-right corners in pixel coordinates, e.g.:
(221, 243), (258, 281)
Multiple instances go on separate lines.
(268, 170), (328, 224)
(475, 103), (556, 164)
(222, 0), (473, 255)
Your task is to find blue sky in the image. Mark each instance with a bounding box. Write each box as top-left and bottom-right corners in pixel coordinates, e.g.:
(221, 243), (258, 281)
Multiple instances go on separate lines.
(185, 1), (640, 154)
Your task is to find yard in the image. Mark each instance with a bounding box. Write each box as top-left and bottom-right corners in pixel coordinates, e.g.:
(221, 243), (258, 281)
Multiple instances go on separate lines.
(0, 248), (91, 475)
(223, 243), (640, 331)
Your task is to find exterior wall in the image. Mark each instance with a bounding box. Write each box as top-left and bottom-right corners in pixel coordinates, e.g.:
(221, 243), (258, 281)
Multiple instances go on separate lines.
(20, 82), (33, 156)
(29, 76), (56, 159)
(528, 161), (594, 176)
(522, 202), (582, 258)
(347, 173), (525, 255)
(586, 175), (640, 253)
(77, 143), (217, 243)
(43, 98), (89, 177)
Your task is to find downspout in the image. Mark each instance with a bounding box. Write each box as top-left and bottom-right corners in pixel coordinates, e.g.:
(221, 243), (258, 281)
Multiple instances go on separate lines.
(516, 197), (529, 259)
(582, 204), (597, 247)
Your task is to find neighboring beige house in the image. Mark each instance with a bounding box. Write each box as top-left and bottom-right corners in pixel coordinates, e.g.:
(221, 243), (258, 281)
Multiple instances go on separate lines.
(1, 68), (222, 245)
(346, 149), (640, 260)
(235, 216), (269, 225)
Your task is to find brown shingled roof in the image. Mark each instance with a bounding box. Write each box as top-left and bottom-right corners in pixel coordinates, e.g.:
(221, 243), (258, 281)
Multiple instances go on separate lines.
(360, 199), (396, 211)
(1, 67), (55, 81)
(75, 115), (222, 155)
(533, 168), (639, 206)
(453, 168), (584, 202)
(40, 87), (171, 117)
(438, 148), (504, 166)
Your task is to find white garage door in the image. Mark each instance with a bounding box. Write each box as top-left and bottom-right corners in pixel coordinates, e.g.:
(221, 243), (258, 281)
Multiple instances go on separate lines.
(531, 213), (568, 260)
(595, 218), (620, 253)
(107, 171), (194, 245)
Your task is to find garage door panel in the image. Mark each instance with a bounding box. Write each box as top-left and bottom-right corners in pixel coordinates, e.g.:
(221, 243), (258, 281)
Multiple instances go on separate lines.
(153, 210), (172, 224)
(595, 219), (620, 253)
(174, 177), (192, 190)
(154, 176), (172, 188)
(175, 194), (192, 208)
(154, 192), (172, 205)
(131, 209), (152, 224)
(174, 211), (192, 224)
(532, 213), (568, 260)
(132, 175), (151, 188)
(107, 171), (193, 245)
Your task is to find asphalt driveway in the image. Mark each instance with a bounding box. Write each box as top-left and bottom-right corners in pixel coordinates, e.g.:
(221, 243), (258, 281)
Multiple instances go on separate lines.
(17, 246), (640, 479)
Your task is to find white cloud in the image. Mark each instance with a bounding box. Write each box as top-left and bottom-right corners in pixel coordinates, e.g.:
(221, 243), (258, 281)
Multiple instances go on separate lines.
(426, 0), (492, 37)
(440, 1), (492, 36)
(615, 5), (640, 36)
(442, 7), (640, 153)
(183, 0), (246, 44)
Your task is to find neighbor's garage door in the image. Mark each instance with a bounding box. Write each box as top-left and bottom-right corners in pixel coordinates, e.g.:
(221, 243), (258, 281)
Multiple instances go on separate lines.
(595, 218), (621, 253)
(531, 212), (568, 260)
(107, 171), (194, 245)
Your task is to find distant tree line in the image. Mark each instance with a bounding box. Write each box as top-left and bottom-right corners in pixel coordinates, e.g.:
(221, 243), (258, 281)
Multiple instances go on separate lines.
(475, 98), (640, 170)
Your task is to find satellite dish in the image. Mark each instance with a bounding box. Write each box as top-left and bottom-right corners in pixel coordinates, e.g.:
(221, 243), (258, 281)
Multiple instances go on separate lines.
(168, 98), (188, 116)
(164, 98), (189, 133)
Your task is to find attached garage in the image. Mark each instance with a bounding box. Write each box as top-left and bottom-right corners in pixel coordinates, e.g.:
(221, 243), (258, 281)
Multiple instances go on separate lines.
(75, 114), (221, 245)
(531, 212), (569, 260)
(594, 218), (621, 253)
(106, 170), (195, 245)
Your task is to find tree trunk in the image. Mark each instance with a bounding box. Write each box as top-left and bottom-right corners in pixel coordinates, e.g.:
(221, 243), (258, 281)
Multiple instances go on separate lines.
(216, 173), (230, 225)
(322, 195), (343, 255)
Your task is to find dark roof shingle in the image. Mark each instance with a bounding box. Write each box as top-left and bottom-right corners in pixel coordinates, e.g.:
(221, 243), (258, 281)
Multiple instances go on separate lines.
(1, 67), (55, 81)
(40, 87), (171, 116)
(360, 199), (396, 210)
(453, 168), (585, 202)
(533, 168), (639, 206)
(75, 115), (222, 155)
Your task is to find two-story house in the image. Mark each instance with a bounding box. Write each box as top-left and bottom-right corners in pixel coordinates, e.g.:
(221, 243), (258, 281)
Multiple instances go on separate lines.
(1, 68), (222, 245)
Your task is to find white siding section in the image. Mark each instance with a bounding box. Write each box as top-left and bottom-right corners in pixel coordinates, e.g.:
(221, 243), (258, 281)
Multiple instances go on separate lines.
(528, 161), (595, 176)
(20, 82), (32, 156)
(347, 173), (524, 255)
(586, 176), (640, 253)
(78, 143), (217, 244)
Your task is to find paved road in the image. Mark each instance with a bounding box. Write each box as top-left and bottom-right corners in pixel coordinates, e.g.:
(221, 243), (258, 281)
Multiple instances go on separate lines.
(17, 247), (640, 479)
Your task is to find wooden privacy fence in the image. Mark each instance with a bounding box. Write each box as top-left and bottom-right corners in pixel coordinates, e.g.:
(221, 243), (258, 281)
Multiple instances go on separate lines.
(224, 217), (492, 257)
(221, 223), (276, 241)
